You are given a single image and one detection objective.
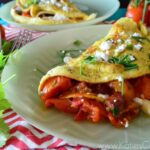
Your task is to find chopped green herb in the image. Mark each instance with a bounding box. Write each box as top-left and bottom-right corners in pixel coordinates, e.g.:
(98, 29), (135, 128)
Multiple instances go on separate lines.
(125, 64), (138, 70)
(73, 40), (82, 46)
(80, 61), (84, 75)
(112, 107), (119, 116)
(148, 53), (150, 59)
(121, 77), (124, 96)
(126, 44), (133, 50)
(131, 36), (150, 43)
(84, 56), (96, 64)
(109, 55), (138, 71)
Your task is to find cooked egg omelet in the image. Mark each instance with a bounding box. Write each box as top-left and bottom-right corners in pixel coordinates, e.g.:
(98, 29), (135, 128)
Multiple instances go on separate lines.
(11, 0), (96, 25)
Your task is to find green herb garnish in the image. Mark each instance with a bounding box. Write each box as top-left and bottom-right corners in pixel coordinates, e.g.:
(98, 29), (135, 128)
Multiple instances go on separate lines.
(132, 36), (150, 43)
(112, 107), (119, 116)
(148, 53), (150, 59)
(80, 61), (85, 75)
(0, 74), (16, 147)
(109, 55), (138, 71)
(73, 40), (82, 46)
(121, 77), (124, 96)
(84, 56), (96, 64)
(126, 44), (133, 50)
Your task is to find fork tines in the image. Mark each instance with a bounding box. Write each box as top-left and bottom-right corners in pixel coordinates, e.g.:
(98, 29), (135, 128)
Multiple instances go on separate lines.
(11, 30), (32, 52)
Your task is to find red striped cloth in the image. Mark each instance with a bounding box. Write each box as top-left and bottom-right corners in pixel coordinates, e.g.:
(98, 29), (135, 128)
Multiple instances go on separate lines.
(1, 25), (101, 150)
(2, 21), (149, 150)
(2, 109), (98, 150)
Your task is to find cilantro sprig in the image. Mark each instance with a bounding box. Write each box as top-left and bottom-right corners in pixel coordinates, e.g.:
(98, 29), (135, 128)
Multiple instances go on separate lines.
(0, 83), (11, 147)
(109, 55), (138, 71)
(0, 74), (16, 147)
(0, 38), (15, 147)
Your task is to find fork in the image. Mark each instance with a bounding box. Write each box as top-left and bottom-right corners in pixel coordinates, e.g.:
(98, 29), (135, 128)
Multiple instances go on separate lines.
(11, 30), (32, 51)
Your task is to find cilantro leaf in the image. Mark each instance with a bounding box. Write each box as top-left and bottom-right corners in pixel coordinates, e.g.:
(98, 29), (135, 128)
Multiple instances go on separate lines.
(148, 53), (150, 59)
(0, 118), (10, 147)
(126, 44), (133, 50)
(73, 40), (82, 46)
(131, 36), (150, 43)
(84, 56), (96, 64)
(0, 83), (11, 147)
(109, 55), (138, 71)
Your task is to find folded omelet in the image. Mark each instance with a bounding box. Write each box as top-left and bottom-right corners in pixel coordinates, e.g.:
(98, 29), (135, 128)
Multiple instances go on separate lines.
(11, 0), (96, 25)
(39, 18), (150, 87)
(38, 18), (150, 127)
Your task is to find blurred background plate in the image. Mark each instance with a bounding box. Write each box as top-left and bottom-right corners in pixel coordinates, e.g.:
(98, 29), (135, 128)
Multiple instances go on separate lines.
(0, 0), (120, 31)
(1, 25), (150, 149)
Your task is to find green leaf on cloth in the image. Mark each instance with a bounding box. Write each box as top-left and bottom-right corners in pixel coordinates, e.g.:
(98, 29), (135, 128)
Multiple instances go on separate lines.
(0, 118), (10, 147)
(0, 83), (11, 147)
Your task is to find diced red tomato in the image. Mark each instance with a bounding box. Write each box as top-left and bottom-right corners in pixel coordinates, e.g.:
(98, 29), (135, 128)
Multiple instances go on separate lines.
(40, 75), (143, 127)
(106, 92), (125, 114)
(135, 75), (150, 99)
(41, 76), (72, 101)
(22, 11), (31, 17)
(73, 98), (107, 123)
(45, 98), (78, 113)
(107, 113), (127, 128)
(74, 109), (88, 121)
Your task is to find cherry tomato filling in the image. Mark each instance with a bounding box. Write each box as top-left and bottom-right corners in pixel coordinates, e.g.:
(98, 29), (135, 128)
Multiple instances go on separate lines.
(40, 75), (150, 128)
